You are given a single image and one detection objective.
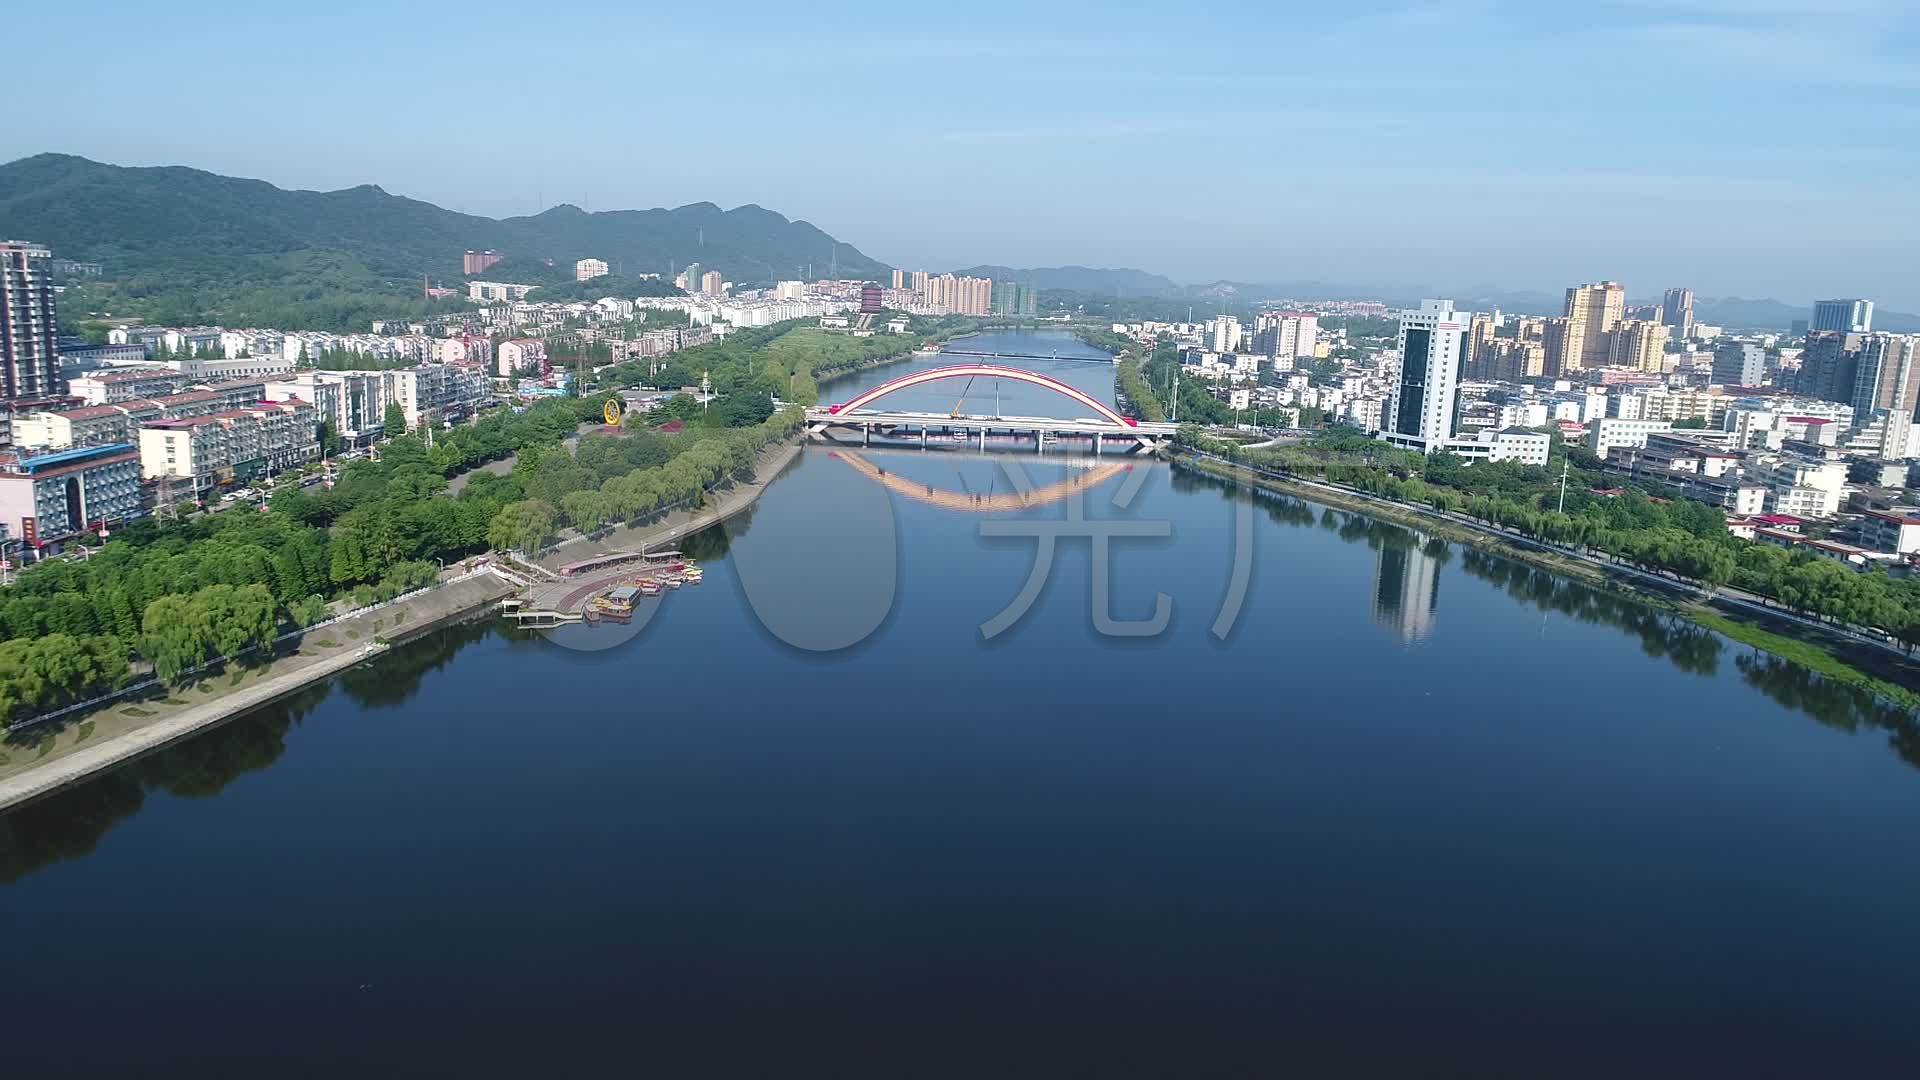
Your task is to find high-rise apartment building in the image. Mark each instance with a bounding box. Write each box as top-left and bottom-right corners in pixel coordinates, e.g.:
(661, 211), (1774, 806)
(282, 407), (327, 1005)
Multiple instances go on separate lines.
(1209, 317), (1243, 354)
(1, 241), (61, 403)
(574, 258), (609, 282)
(701, 270), (724, 296)
(1608, 319), (1671, 373)
(1851, 334), (1920, 418)
(911, 270), (930, 295)
(1562, 281), (1625, 371)
(991, 281), (1037, 316)
(678, 262), (702, 293)
(1477, 339), (1547, 382)
(1711, 341), (1768, 387)
(963, 276), (992, 315)
(1466, 314), (1495, 374)
(1252, 311), (1320, 359)
(1661, 288), (1695, 339)
(924, 274), (992, 316)
(1381, 299), (1473, 455)
(462, 250), (503, 275)
(1812, 298), (1873, 334)
(891, 269), (906, 290)
(1542, 317), (1574, 377)
(1798, 331), (1866, 404)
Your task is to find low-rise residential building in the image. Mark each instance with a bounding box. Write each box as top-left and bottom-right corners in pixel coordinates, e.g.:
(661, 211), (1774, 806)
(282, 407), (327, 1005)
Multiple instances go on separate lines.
(1859, 509), (1920, 555)
(0, 443), (144, 547)
(137, 401), (319, 496)
(1471, 428), (1552, 465)
(164, 354), (295, 381)
(1589, 417), (1671, 459)
(67, 367), (191, 405)
(382, 365), (491, 429)
(497, 339), (548, 377)
(1604, 433), (1767, 514)
(1756, 528), (1879, 568)
(1755, 456), (1850, 518)
(13, 388), (226, 450)
(468, 281), (541, 302)
(57, 341), (150, 371)
(266, 371), (387, 445)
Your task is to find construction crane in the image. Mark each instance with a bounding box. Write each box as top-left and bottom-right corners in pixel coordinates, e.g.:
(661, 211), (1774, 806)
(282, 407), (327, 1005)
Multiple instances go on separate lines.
(950, 376), (977, 419)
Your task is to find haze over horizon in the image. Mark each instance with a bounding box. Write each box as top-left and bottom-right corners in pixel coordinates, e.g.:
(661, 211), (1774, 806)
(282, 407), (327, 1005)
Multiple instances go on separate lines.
(6, 0), (1916, 306)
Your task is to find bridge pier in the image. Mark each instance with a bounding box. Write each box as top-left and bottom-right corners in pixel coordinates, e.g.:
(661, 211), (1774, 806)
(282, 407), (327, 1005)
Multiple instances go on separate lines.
(1094, 432), (1102, 456)
(862, 423), (871, 447)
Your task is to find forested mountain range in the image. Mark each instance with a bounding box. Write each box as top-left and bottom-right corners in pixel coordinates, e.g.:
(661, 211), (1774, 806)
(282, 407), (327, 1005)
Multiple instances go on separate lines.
(0, 154), (886, 329)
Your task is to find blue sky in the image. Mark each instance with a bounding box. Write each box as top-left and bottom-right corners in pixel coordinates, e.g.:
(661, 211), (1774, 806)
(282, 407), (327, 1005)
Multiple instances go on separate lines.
(7, 0), (1917, 305)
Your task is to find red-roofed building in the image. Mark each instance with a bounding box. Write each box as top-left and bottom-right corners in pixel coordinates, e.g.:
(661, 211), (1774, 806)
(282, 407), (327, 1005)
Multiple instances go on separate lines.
(136, 400), (319, 496)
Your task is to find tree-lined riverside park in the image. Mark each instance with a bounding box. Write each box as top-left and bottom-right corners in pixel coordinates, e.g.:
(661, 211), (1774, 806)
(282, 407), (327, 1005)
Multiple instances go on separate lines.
(0, 317), (948, 724)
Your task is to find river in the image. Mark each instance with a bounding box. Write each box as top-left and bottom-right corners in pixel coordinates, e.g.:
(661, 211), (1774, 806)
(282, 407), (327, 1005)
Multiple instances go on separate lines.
(6, 330), (1920, 1075)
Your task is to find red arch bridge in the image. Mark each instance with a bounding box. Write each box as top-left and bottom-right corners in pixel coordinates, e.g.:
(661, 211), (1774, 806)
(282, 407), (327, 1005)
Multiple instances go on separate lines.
(806, 364), (1177, 454)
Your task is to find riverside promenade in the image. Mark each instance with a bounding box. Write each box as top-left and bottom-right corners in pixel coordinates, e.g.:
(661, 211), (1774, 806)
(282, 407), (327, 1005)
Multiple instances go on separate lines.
(0, 572), (514, 812)
(535, 439), (802, 573)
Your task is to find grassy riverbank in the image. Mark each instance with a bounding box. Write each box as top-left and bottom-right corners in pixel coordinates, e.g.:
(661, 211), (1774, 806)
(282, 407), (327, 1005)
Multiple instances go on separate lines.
(1685, 609), (1920, 711)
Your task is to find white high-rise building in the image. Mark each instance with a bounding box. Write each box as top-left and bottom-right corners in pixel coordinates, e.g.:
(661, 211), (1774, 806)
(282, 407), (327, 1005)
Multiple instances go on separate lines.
(1209, 317), (1243, 354)
(1381, 299), (1474, 455)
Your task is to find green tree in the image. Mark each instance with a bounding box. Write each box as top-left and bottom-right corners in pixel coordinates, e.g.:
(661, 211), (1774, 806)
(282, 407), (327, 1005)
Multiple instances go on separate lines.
(139, 594), (213, 686)
(488, 500), (557, 557)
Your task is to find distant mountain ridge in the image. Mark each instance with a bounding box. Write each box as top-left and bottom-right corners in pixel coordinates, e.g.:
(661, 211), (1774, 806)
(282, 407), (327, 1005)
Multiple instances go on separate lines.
(949, 265), (1181, 296)
(1187, 280), (1920, 332)
(0, 154), (887, 316)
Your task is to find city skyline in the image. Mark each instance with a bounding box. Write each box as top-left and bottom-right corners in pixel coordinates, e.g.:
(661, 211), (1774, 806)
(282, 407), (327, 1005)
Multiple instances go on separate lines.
(3, 1), (1916, 306)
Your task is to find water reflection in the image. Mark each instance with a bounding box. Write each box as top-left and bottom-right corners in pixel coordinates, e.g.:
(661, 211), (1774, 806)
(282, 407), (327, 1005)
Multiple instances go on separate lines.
(12, 466), (1920, 886)
(1374, 539), (1443, 644)
(1736, 653), (1920, 770)
(0, 683), (328, 883)
(1184, 468), (1920, 762)
(1458, 549), (1726, 676)
(829, 450), (1136, 513)
(338, 619), (497, 709)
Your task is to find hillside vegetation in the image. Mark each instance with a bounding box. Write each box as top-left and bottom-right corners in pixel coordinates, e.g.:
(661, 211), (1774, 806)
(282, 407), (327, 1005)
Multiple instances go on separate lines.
(0, 153), (888, 329)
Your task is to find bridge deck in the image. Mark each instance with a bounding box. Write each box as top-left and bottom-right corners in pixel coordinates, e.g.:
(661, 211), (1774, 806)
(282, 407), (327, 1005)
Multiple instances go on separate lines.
(806, 408), (1176, 438)
(938, 349), (1116, 364)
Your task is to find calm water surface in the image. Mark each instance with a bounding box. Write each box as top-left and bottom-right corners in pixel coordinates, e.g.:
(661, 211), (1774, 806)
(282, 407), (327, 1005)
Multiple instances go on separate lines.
(6, 331), (1920, 1076)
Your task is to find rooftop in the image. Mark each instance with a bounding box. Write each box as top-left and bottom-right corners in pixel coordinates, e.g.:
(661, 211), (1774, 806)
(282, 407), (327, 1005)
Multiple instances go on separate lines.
(0, 443), (139, 476)
(75, 368), (177, 384)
